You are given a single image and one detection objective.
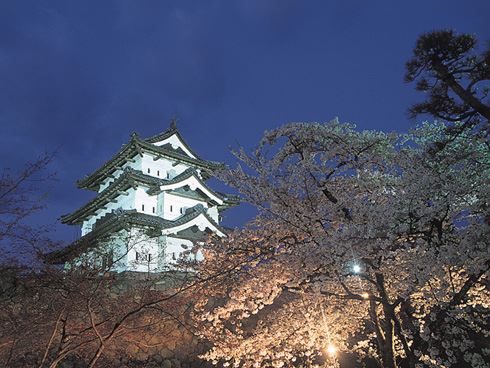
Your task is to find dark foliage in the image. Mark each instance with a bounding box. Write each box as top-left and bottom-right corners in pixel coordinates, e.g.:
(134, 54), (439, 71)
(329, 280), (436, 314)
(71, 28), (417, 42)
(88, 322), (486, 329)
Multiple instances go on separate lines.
(405, 30), (490, 135)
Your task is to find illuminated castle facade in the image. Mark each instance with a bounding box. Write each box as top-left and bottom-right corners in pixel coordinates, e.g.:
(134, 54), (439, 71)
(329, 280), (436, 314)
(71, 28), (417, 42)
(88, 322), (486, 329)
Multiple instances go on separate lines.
(49, 121), (237, 272)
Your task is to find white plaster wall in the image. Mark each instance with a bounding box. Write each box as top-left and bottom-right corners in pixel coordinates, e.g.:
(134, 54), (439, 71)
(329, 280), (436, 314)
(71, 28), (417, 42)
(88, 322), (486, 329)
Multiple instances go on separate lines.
(162, 192), (208, 221)
(125, 228), (164, 272)
(165, 236), (195, 265)
(140, 153), (189, 180)
(206, 206), (219, 223)
(109, 231), (130, 272)
(134, 186), (158, 215)
(66, 229), (129, 273)
(156, 192), (165, 216)
(81, 188), (136, 236)
(152, 134), (196, 159)
(98, 155), (142, 192)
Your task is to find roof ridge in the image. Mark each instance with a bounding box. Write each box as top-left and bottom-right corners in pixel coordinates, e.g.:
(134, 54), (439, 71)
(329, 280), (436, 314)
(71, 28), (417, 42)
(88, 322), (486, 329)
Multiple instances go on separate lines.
(144, 126), (176, 144)
(147, 169), (227, 205)
(144, 125), (202, 161)
(77, 134), (222, 191)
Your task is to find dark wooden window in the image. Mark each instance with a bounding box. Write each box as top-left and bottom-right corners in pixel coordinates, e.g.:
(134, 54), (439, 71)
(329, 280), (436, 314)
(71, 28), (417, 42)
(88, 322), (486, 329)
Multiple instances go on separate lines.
(136, 252), (151, 262)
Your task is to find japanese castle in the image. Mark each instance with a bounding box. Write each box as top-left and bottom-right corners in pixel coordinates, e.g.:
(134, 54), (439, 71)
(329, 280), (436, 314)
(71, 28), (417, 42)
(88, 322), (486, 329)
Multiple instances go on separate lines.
(48, 121), (237, 273)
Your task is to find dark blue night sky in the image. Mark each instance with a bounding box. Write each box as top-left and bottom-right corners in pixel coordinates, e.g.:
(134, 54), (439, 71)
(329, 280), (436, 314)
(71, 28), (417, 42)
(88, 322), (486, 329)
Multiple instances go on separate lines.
(1, 1), (489, 244)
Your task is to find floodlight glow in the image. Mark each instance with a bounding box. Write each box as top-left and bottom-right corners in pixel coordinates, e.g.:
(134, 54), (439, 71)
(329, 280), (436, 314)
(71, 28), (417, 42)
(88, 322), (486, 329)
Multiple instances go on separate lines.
(361, 292), (369, 299)
(326, 343), (337, 356)
(352, 264), (361, 273)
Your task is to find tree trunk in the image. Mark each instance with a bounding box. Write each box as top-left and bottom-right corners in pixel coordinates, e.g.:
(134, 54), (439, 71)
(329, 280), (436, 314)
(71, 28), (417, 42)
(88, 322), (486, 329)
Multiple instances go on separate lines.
(393, 312), (417, 368)
(434, 62), (490, 121)
(381, 307), (397, 368)
(375, 273), (398, 368)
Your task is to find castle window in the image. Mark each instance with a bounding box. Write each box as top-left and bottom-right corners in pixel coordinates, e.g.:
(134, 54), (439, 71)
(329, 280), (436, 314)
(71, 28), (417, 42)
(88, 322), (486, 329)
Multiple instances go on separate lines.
(172, 252), (176, 260)
(147, 168), (151, 174)
(142, 204), (145, 211)
(136, 252), (151, 262)
(180, 207), (185, 214)
(152, 207), (155, 213)
(157, 170), (160, 176)
(170, 205), (173, 212)
(166, 172), (170, 179)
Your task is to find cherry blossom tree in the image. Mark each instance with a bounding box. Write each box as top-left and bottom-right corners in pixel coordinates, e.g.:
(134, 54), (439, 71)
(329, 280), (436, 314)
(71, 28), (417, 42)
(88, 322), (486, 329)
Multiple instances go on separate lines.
(0, 157), (203, 367)
(194, 120), (489, 368)
(0, 153), (55, 266)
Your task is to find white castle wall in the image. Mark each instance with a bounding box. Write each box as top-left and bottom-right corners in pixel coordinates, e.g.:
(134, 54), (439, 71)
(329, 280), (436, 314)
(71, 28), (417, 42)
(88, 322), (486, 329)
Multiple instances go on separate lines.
(125, 228), (164, 273)
(134, 186), (158, 215)
(81, 188), (136, 236)
(164, 236), (195, 265)
(140, 153), (189, 180)
(162, 192), (208, 221)
(75, 132), (227, 273)
(99, 155), (142, 192)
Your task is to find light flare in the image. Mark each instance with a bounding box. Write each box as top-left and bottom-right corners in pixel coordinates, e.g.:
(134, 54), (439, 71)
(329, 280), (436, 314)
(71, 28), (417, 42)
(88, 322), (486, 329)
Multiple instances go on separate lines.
(326, 343), (337, 356)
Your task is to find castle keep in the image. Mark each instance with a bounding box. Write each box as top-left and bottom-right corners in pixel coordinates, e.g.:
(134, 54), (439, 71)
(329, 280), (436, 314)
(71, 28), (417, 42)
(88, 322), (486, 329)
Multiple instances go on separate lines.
(49, 122), (237, 272)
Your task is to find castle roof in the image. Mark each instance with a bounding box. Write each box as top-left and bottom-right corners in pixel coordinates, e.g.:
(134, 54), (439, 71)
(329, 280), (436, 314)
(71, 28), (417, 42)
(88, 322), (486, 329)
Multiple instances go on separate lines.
(77, 128), (223, 191)
(147, 167), (225, 204)
(145, 125), (201, 159)
(62, 167), (238, 225)
(61, 168), (162, 225)
(47, 204), (226, 264)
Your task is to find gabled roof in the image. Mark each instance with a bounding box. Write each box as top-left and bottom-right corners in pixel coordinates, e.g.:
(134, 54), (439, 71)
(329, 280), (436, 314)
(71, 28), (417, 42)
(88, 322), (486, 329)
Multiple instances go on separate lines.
(145, 125), (201, 159)
(147, 168), (225, 205)
(165, 187), (240, 212)
(46, 205), (226, 264)
(62, 168), (165, 225)
(161, 204), (226, 237)
(64, 167), (238, 225)
(77, 132), (223, 191)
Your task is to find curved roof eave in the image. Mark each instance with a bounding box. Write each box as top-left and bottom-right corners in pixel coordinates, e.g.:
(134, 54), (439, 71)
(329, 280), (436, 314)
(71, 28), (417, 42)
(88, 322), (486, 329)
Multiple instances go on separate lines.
(162, 212), (226, 237)
(48, 206), (226, 264)
(77, 134), (223, 191)
(145, 128), (201, 160)
(151, 169), (225, 205)
(62, 168), (161, 225)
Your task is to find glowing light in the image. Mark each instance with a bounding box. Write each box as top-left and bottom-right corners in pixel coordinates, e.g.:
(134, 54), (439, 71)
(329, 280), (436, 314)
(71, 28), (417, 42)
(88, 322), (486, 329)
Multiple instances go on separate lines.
(326, 343), (337, 356)
(361, 292), (370, 299)
(352, 264), (361, 273)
